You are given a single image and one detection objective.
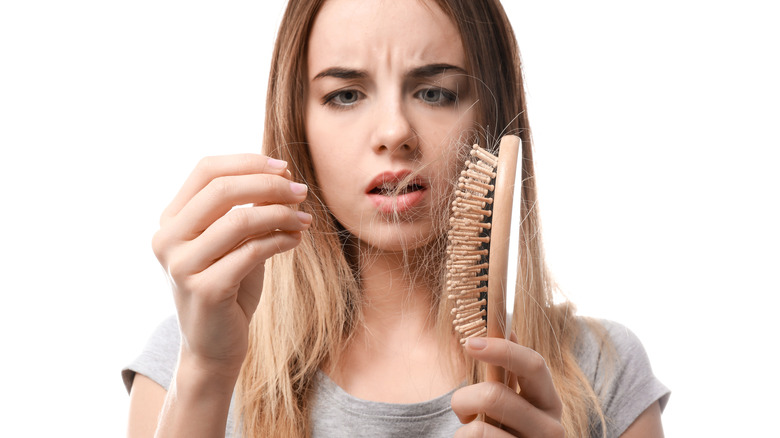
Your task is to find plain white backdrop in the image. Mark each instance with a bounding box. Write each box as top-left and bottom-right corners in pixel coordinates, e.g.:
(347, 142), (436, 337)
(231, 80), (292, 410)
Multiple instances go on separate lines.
(1, 0), (778, 436)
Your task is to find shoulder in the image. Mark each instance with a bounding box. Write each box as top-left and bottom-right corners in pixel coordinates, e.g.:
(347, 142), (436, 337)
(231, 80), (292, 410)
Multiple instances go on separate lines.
(121, 315), (181, 394)
(572, 317), (670, 437)
(573, 318), (650, 371)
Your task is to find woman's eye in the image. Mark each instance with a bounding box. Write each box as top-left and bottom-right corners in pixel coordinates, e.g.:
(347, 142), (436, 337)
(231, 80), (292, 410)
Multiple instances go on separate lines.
(324, 89), (361, 107)
(417, 88), (457, 106)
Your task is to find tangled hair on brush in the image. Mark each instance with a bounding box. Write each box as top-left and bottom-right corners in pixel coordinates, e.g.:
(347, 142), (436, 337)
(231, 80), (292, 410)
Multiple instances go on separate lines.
(236, 0), (610, 436)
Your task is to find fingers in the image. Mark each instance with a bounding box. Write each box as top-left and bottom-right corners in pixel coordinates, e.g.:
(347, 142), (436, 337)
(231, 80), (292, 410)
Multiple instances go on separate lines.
(463, 337), (562, 417)
(150, 153), (313, 324)
(168, 173), (308, 241)
(160, 154), (292, 225)
(451, 382), (563, 437)
(211, 231), (303, 288)
(189, 230), (304, 317)
(152, 153), (309, 272)
(452, 336), (565, 437)
(176, 204), (312, 275)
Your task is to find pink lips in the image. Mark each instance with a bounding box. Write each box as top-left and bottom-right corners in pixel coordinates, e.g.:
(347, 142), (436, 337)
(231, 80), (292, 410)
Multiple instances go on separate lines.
(366, 171), (427, 214)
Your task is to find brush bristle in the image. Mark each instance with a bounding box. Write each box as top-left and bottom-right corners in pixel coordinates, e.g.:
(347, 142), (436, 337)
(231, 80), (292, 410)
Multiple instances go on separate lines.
(446, 144), (499, 345)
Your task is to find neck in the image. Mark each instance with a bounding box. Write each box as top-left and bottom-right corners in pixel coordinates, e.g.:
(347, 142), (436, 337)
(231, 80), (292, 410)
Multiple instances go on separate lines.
(356, 243), (438, 337)
(323, 239), (466, 402)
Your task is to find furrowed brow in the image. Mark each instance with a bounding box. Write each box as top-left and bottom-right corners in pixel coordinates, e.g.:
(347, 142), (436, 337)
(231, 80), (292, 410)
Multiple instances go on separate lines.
(408, 63), (467, 79)
(312, 67), (368, 81)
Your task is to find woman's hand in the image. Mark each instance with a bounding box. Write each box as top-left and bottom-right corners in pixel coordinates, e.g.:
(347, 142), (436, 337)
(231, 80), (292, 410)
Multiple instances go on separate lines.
(151, 154), (311, 377)
(451, 335), (564, 437)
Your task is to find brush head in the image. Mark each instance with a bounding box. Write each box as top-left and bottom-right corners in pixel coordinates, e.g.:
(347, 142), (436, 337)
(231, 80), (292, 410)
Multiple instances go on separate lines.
(446, 136), (520, 348)
(445, 135), (521, 426)
(446, 144), (498, 343)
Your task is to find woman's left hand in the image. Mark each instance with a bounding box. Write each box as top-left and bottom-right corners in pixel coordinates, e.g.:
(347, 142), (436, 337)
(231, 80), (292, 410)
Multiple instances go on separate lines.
(451, 335), (564, 437)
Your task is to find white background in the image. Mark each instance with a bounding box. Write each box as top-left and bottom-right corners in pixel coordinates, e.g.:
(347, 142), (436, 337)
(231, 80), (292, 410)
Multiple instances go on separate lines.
(1, 0), (778, 436)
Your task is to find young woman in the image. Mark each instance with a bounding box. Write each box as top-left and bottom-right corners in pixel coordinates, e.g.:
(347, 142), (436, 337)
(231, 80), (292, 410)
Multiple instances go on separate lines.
(124, 0), (669, 436)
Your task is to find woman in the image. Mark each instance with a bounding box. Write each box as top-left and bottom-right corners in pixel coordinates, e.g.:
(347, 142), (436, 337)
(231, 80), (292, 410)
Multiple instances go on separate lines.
(124, 0), (669, 436)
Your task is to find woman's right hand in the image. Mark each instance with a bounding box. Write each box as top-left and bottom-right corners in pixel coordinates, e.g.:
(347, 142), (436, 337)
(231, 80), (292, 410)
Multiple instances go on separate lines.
(151, 154), (311, 378)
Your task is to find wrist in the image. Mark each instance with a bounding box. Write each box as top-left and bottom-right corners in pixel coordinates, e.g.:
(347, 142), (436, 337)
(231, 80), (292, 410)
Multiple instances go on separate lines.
(176, 350), (244, 391)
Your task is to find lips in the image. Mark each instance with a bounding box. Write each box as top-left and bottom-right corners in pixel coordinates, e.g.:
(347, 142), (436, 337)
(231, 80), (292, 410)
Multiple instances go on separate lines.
(366, 171), (428, 214)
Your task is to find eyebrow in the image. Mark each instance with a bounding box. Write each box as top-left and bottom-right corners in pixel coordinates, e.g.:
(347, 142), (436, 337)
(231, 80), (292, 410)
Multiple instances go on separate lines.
(311, 63), (467, 81)
(312, 67), (368, 81)
(408, 63), (468, 79)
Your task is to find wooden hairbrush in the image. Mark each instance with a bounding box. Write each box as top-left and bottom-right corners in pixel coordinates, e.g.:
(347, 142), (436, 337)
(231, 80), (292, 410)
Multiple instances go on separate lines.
(445, 135), (521, 424)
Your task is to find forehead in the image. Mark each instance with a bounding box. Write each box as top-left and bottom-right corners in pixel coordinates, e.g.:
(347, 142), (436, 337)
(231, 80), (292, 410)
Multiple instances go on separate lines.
(308, 0), (465, 75)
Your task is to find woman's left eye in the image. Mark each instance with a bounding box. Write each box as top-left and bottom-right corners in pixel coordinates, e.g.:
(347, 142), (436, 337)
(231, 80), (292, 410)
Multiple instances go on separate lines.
(417, 88), (457, 106)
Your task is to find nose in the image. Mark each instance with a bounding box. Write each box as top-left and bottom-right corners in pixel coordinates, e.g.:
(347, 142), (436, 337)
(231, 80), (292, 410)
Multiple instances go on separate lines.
(371, 99), (418, 156)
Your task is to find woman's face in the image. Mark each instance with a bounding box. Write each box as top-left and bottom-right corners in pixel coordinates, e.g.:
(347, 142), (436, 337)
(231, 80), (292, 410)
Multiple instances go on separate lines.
(305, 0), (476, 252)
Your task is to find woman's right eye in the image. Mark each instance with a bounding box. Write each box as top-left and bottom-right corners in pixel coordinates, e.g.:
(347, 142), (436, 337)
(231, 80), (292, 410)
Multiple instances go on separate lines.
(323, 89), (362, 108)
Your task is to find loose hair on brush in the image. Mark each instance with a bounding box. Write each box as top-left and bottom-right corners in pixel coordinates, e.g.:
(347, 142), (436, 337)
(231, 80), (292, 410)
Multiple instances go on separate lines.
(236, 1), (608, 436)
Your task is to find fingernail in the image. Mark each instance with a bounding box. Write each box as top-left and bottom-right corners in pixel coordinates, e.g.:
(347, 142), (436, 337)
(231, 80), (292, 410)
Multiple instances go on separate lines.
(290, 182), (308, 195)
(466, 337), (487, 350)
(296, 211), (313, 223)
(268, 158), (288, 169)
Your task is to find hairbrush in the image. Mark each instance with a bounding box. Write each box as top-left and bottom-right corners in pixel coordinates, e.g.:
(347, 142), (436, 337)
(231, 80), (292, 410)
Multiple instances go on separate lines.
(445, 134), (521, 409)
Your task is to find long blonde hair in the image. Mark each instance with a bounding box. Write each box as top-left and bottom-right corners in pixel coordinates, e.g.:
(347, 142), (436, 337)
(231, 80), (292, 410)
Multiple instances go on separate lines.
(237, 0), (606, 436)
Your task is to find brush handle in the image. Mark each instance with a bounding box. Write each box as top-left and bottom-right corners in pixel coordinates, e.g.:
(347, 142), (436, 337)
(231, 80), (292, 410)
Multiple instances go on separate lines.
(484, 135), (521, 427)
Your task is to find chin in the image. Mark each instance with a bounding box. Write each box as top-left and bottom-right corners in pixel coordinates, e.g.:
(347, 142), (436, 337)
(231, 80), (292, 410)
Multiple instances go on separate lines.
(353, 221), (440, 254)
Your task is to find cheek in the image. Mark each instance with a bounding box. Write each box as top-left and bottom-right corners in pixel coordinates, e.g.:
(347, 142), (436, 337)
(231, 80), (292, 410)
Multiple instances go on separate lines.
(308, 144), (342, 195)
(306, 136), (358, 214)
(415, 108), (476, 157)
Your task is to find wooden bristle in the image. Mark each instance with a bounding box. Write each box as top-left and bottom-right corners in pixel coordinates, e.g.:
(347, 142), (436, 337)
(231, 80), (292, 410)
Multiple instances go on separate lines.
(445, 144), (499, 345)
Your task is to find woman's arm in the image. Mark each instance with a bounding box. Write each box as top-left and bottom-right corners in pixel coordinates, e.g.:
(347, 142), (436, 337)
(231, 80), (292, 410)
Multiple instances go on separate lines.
(127, 154), (311, 437)
(127, 374), (166, 438)
(619, 401), (664, 438)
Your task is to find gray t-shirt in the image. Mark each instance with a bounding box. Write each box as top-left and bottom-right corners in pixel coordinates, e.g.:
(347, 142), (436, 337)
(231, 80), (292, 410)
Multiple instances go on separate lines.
(122, 316), (669, 437)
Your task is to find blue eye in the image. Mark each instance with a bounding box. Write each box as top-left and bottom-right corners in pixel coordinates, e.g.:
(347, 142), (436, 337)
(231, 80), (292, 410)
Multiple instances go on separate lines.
(324, 89), (361, 107)
(417, 88), (457, 106)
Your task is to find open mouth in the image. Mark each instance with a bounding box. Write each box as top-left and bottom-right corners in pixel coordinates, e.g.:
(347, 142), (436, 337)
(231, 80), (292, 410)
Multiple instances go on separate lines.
(369, 182), (426, 196)
(366, 173), (428, 214)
